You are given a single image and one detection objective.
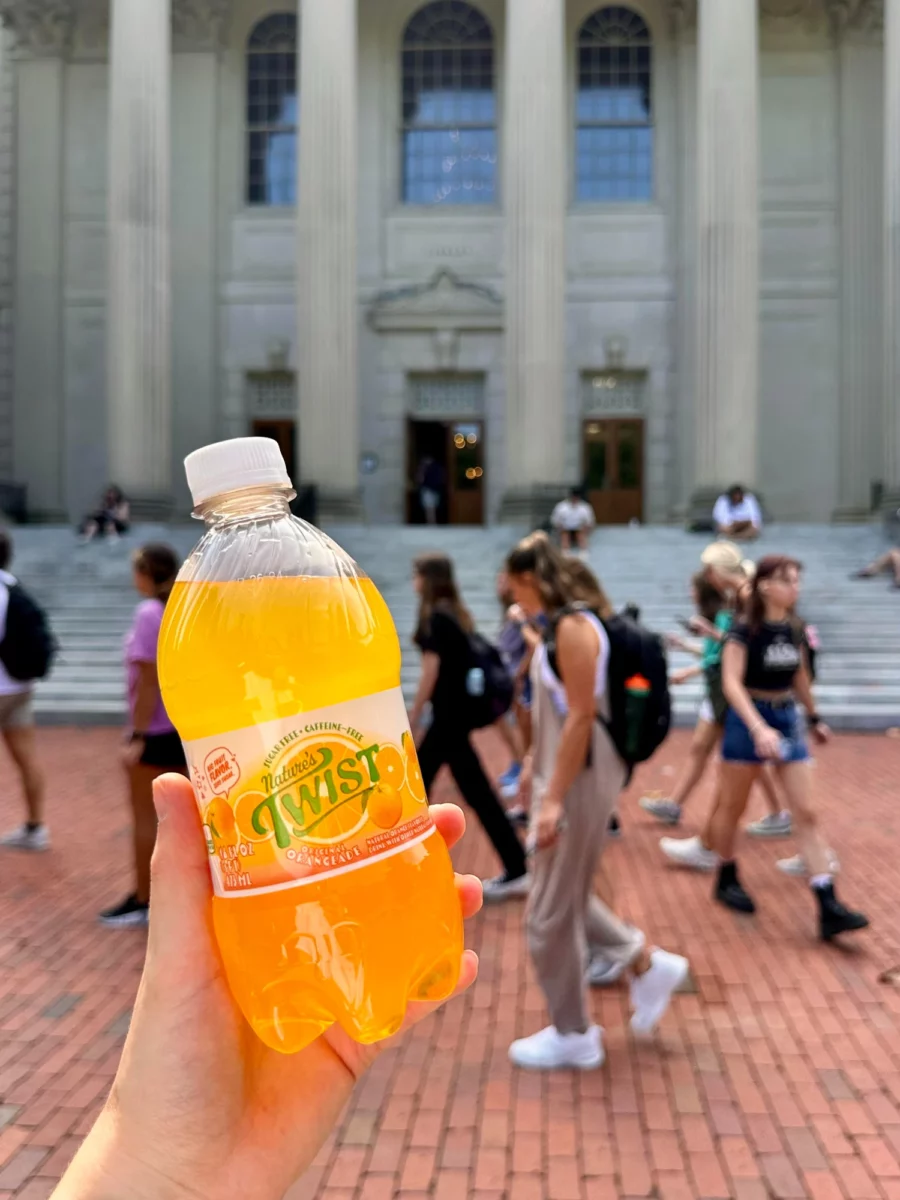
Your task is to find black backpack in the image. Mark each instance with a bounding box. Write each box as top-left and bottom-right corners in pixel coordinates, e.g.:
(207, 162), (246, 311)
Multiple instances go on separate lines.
(462, 631), (514, 731)
(0, 582), (57, 681)
(546, 604), (671, 770)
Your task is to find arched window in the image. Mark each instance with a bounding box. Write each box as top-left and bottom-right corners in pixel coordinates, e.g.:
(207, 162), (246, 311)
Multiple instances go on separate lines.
(401, 1), (496, 205)
(246, 13), (298, 206)
(576, 7), (653, 202)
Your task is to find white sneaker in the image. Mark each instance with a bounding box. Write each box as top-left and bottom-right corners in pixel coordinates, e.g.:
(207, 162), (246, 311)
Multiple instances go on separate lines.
(482, 873), (530, 903)
(659, 835), (719, 871)
(509, 1024), (604, 1071)
(630, 949), (690, 1035)
(640, 797), (682, 825)
(0, 824), (50, 852)
(746, 811), (793, 837)
(777, 851), (840, 877)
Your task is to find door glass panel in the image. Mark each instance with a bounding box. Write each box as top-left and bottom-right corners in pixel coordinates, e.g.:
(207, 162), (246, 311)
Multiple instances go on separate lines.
(584, 424), (609, 490)
(451, 423), (483, 492)
(617, 425), (641, 489)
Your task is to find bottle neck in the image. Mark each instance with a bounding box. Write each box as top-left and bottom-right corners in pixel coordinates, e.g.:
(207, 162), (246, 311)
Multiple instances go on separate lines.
(197, 487), (293, 527)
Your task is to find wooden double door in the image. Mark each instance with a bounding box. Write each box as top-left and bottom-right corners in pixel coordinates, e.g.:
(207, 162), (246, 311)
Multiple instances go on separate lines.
(583, 418), (645, 525)
(407, 418), (485, 525)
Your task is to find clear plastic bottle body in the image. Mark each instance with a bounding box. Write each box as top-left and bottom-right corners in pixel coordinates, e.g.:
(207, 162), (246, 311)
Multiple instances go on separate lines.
(157, 490), (462, 1053)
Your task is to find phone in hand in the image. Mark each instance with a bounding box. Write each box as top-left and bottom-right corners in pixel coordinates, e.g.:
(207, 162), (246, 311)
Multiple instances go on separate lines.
(676, 616), (693, 633)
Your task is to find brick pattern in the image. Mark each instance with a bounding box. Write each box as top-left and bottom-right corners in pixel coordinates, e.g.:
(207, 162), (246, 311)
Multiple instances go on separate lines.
(1, 729), (899, 1199)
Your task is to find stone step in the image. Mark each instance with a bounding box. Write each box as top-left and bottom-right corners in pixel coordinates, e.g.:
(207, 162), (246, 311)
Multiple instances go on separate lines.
(11, 522), (898, 731)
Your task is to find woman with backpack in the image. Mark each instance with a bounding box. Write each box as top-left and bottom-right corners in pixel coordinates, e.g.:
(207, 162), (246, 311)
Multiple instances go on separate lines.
(710, 555), (868, 940)
(100, 544), (187, 928)
(503, 533), (688, 1071)
(408, 552), (528, 903)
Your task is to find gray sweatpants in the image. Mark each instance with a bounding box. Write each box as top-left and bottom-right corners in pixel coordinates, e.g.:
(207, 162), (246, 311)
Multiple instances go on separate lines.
(527, 666), (644, 1034)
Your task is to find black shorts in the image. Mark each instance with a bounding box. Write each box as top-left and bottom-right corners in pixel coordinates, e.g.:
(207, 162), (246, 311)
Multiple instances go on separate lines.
(140, 731), (186, 769)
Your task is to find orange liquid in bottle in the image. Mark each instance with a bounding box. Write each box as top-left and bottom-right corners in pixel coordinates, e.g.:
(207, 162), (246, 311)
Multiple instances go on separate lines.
(159, 559), (462, 1054)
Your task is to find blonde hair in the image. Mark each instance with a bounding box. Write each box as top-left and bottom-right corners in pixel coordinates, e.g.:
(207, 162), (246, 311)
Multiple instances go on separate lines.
(700, 540), (755, 581)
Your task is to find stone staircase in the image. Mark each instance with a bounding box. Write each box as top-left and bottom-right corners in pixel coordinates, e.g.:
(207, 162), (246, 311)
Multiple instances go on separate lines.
(8, 522), (899, 730)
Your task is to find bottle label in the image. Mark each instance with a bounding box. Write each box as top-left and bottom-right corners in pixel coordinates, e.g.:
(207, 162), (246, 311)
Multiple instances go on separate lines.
(184, 687), (434, 898)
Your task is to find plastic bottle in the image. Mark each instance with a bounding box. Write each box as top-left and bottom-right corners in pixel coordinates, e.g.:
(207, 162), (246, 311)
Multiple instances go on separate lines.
(623, 673), (651, 760)
(157, 438), (463, 1054)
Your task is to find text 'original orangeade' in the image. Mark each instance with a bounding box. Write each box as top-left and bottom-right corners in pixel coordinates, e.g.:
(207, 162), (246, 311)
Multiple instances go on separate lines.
(158, 438), (463, 1053)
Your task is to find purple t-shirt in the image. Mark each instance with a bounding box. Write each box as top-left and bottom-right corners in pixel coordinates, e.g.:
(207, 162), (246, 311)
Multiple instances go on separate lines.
(124, 598), (174, 735)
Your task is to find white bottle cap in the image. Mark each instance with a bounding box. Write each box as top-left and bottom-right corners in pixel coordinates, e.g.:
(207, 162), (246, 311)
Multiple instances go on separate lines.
(185, 437), (294, 508)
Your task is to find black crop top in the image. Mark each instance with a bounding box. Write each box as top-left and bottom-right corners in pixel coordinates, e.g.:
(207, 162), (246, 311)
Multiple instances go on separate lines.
(727, 620), (803, 691)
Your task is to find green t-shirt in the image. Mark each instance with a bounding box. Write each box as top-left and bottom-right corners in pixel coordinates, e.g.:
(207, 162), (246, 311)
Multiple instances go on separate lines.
(701, 610), (733, 670)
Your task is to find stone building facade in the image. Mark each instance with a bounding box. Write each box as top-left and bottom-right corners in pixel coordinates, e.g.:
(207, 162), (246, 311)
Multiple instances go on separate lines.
(0, 0), (897, 525)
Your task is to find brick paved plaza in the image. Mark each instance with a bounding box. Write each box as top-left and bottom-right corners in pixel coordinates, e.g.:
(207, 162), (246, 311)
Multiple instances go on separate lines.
(1, 729), (899, 1200)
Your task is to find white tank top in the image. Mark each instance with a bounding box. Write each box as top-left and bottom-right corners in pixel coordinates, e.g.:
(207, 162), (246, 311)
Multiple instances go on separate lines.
(535, 610), (610, 717)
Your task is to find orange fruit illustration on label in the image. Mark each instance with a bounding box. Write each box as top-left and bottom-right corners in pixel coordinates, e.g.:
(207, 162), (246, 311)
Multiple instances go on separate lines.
(206, 796), (237, 848)
(375, 743), (406, 791)
(367, 782), (403, 830)
(233, 790), (274, 844)
(401, 730), (426, 803)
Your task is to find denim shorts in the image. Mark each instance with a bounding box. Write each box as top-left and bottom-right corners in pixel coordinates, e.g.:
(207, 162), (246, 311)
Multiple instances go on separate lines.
(721, 700), (809, 765)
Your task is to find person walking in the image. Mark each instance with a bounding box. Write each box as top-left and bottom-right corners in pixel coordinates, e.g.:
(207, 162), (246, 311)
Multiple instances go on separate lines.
(641, 572), (730, 828)
(709, 555), (868, 940)
(0, 529), (50, 852)
(415, 457), (446, 526)
(100, 544), (187, 928)
(408, 553), (528, 902)
(656, 546), (790, 871)
(503, 533), (688, 1070)
(495, 570), (527, 801)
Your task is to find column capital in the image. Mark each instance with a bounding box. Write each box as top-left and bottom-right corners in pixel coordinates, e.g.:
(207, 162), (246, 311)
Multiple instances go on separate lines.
(665, 0), (696, 37)
(827, 0), (884, 36)
(0, 0), (74, 57)
(760, 0), (828, 34)
(853, 0), (884, 33)
(172, 0), (233, 52)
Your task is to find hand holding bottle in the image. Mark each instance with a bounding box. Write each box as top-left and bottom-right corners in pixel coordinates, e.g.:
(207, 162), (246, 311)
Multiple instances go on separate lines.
(52, 775), (481, 1200)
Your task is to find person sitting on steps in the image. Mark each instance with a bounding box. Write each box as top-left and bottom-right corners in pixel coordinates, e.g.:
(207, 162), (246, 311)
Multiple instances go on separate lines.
(713, 484), (762, 542)
(853, 548), (900, 588)
(551, 487), (596, 555)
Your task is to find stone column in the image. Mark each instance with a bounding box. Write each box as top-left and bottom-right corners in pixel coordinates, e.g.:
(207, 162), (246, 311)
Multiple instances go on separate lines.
(297, 0), (361, 517)
(501, 0), (567, 523)
(2, 0), (72, 519)
(171, 1), (228, 513)
(691, 0), (759, 510)
(884, 0), (900, 506)
(670, 1), (697, 518)
(107, 0), (172, 514)
(832, 4), (883, 519)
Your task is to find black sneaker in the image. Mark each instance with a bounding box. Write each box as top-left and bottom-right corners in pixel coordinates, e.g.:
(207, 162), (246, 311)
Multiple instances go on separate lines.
(815, 884), (870, 941)
(715, 862), (756, 914)
(607, 814), (622, 839)
(99, 894), (149, 928)
(506, 805), (529, 829)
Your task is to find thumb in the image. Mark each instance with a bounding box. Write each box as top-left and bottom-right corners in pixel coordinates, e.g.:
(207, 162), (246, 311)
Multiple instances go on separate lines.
(147, 774), (217, 979)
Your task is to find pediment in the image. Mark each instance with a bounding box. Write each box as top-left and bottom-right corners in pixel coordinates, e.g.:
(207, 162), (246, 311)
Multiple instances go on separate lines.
(368, 269), (504, 333)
